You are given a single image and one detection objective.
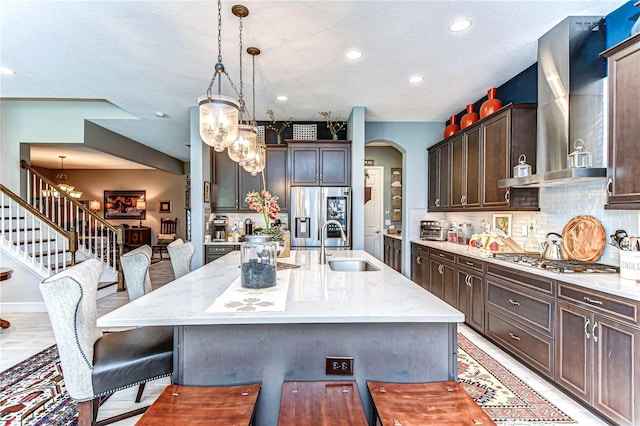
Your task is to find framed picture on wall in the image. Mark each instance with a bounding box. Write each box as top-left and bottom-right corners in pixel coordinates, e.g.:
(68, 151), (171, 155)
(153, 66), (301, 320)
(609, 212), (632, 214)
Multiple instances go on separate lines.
(159, 200), (172, 213)
(203, 181), (211, 203)
(492, 213), (513, 237)
(104, 190), (146, 219)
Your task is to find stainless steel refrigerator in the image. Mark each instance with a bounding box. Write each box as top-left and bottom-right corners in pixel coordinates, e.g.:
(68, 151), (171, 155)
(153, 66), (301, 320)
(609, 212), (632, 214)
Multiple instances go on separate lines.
(290, 186), (351, 250)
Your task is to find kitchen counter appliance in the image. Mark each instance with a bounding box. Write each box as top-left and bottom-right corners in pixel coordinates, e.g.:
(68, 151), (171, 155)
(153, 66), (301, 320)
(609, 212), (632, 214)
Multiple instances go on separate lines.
(420, 220), (446, 241)
(492, 253), (619, 274)
(290, 186), (351, 250)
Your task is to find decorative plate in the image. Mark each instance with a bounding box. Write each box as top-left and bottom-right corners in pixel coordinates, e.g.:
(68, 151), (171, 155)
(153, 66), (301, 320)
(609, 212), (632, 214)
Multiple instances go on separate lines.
(561, 215), (606, 262)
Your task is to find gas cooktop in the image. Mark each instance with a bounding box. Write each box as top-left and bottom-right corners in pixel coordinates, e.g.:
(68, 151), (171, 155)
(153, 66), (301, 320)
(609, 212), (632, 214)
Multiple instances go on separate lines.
(492, 253), (619, 274)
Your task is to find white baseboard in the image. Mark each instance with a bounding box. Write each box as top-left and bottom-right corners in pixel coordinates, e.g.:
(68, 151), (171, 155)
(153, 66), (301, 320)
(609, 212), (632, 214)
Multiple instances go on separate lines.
(0, 302), (47, 312)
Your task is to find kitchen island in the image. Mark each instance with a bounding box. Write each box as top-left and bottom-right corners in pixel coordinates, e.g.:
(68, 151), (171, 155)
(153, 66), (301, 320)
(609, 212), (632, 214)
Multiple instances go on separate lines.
(98, 250), (463, 425)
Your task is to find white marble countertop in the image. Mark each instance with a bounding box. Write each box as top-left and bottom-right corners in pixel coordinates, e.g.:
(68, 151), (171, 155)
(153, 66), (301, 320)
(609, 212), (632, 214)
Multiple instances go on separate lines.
(97, 250), (463, 327)
(412, 240), (640, 301)
(384, 233), (403, 240)
(203, 241), (242, 246)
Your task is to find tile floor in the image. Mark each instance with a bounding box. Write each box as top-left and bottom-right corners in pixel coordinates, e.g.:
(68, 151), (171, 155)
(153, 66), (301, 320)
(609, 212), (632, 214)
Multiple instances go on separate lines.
(0, 261), (609, 425)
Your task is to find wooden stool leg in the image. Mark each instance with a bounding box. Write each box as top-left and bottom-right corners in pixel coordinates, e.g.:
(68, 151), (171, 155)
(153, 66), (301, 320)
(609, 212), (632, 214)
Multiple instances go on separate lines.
(135, 383), (146, 403)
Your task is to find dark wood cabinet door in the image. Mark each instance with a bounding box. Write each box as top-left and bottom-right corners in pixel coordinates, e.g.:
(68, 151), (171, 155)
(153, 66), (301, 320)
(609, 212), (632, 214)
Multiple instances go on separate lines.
(468, 271), (484, 332)
(556, 301), (592, 404)
(482, 111), (510, 208)
(450, 134), (465, 208)
(265, 146), (288, 211)
(442, 262), (457, 308)
(592, 314), (639, 425)
(465, 127), (481, 208)
(320, 146), (350, 186)
(429, 259), (445, 300)
(213, 151), (239, 211)
(428, 143), (450, 210)
(603, 34), (640, 208)
(289, 146), (320, 185)
(410, 245), (422, 285)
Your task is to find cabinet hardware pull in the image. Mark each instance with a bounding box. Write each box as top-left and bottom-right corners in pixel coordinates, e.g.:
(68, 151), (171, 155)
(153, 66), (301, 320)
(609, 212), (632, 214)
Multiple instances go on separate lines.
(435, 198), (440, 207)
(466, 261), (474, 266)
(438, 253), (445, 258)
(438, 264), (444, 274)
(607, 178), (612, 197)
(508, 299), (520, 306)
(592, 321), (599, 343)
(416, 257), (421, 265)
(466, 275), (472, 287)
(584, 318), (591, 339)
(508, 332), (520, 341)
(584, 296), (603, 306)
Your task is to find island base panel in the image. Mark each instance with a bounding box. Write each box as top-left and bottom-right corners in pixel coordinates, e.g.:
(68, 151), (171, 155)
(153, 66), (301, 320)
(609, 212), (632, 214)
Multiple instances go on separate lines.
(175, 322), (458, 425)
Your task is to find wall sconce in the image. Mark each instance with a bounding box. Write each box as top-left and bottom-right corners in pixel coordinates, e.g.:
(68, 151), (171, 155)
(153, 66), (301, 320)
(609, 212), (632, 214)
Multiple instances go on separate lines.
(89, 200), (101, 213)
(136, 199), (146, 227)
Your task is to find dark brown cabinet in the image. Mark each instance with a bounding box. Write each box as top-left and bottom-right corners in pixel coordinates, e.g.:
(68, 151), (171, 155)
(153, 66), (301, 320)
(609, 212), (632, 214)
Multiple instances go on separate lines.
(456, 256), (485, 333)
(556, 282), (640, 425)
(410, 243), (429, 291)
(602, 33), (640, 209)
(287, 141), (351, 186)
(429, 249), (455, 304)
(213, 146), (288, 212)
(450, 127), (480, 209)
(427, 143), (450, 210)
(204, 244), (239, 264)
(428, 104), (538, 212)
(383, 235), (402, 272)
(124, 226), (151, 250)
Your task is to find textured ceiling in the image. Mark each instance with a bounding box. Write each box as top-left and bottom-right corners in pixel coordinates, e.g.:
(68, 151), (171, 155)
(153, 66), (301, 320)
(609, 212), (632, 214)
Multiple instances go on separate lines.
(1, 0), (628, 167)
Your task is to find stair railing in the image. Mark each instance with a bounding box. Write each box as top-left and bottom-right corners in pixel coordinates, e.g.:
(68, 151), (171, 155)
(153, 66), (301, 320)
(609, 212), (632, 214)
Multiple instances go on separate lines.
(1, 183), (76, 276)
(20, 161), (124, 288)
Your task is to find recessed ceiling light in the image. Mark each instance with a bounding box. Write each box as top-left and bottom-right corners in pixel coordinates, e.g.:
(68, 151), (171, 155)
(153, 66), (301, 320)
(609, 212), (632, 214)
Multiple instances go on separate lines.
(449, 19), (472, 32)
(0, 66), (15, 75)
(155, 112), (168, 118)
(345, 50), (362, 60)
(409, 76), (424, 84)
(276, 95), (288, 101)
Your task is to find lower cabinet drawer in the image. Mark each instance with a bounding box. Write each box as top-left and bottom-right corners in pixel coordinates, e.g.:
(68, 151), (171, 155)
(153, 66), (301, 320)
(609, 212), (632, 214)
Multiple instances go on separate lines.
(486, 280), (554, 336)
(485, 309), (554, 379)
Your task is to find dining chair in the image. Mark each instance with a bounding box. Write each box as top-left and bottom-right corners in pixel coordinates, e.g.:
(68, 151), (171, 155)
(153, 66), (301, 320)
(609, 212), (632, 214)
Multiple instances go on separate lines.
(152, 218), (178, 258)
(120, 244), (152, 301)
(167, 238), (195, 279)
(40, 259), (173, 426)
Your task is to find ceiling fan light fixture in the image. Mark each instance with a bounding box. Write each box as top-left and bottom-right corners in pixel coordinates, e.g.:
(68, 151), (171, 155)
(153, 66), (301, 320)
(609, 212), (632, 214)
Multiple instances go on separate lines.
(449, 19), (472, 32)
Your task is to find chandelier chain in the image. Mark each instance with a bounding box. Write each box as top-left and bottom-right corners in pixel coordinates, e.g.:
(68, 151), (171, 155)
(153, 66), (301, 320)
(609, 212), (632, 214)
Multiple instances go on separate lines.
(238, 14), (244, 106)
(217, 0), (222, 64)
(252, 52), (256, 122)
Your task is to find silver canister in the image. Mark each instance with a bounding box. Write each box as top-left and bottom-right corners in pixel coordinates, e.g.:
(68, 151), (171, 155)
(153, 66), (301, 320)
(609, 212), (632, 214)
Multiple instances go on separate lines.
(513, 154), (531, 177)
(241, 235), (277, 289)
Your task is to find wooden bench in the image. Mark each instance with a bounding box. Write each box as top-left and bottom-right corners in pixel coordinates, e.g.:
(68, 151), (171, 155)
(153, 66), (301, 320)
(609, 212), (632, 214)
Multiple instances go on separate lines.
(136, 384), (260, 425)
(278, 381), (368, 426)
(367, 380), (495, 426)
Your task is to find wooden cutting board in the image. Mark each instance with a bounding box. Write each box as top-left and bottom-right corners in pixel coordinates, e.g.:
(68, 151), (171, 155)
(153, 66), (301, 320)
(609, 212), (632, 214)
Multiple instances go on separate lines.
(562, 215), (606, 262)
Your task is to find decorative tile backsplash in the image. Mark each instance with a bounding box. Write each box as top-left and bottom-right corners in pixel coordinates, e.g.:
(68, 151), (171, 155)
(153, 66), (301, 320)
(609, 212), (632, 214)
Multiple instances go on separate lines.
(412, 181), (640, 266)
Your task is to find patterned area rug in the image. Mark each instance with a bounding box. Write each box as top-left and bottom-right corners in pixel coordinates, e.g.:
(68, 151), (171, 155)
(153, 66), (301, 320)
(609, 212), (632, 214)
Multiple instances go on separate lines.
(0, 345), (75, 425)
(458, 333), (575, 424)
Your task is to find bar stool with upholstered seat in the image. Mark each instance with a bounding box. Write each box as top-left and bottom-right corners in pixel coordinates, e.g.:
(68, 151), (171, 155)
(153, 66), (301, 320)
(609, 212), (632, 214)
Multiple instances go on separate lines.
(39, 259), (173, 425)
(166, 238), (195, 279)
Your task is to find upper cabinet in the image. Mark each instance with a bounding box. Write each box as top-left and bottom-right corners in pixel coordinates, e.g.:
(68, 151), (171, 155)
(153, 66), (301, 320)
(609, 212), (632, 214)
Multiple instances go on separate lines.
(428, 142), (450, 210)
(428, 104), (539, 212)
(287, 141), (351, 186)
(212, 145), (288, 212)
(602, 33), (640, 210)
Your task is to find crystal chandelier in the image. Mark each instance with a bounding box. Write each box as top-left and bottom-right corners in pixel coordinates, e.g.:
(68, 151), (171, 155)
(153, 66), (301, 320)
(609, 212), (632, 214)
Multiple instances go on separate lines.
(227, 6), (257, 166)
(198, 0), (242, 152)
(52, 155), (82, 199)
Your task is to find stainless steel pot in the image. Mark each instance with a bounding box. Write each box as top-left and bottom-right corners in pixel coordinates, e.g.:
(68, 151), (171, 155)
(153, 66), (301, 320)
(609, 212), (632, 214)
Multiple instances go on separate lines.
(541, 232), (567, 260)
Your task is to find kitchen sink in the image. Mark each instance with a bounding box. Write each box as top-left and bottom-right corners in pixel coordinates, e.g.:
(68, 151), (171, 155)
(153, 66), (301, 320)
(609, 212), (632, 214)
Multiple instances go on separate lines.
(328, 259), (380, 272)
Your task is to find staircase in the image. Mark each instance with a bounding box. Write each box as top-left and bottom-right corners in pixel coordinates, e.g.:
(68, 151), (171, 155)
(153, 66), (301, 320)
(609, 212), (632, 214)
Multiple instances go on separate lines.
(1, 162), (124, 289)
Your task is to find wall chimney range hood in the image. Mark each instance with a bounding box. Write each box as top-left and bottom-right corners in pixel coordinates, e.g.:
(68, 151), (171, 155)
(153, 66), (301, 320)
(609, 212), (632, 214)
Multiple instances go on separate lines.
(498, 17), (607, 189)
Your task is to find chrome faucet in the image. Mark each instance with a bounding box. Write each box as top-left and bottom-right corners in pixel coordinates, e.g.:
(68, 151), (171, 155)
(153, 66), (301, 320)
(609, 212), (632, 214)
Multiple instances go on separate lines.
(320, 220), (347, 264)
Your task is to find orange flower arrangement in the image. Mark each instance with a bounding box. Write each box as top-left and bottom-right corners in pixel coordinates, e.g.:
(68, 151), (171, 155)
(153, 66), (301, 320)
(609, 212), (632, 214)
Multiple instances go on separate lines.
(245, 190), (280, 230)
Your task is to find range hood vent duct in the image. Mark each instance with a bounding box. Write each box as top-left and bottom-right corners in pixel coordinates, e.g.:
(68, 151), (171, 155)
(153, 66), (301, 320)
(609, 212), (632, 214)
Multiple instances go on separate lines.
(499, 16), (607, 189)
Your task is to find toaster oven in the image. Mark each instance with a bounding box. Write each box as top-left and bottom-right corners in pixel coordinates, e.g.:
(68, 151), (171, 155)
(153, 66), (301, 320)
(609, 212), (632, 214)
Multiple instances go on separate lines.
(420, 220), (446, 241)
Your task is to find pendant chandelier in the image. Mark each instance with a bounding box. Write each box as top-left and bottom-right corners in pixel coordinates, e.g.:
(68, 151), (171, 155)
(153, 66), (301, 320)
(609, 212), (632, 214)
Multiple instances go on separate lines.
(243, 47), (265, 176)
(198, 0), (243, 152)
(227, 6), (257, 166)
(47, 155), (82, 199)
